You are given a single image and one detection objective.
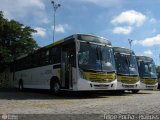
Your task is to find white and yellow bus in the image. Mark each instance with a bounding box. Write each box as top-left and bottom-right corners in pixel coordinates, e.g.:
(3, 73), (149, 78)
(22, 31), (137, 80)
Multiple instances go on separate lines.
(156, 66), (160, 89)
(10, 34), (117, 94)
(112, 47), (140, 93)
(136, 56), (158, 90)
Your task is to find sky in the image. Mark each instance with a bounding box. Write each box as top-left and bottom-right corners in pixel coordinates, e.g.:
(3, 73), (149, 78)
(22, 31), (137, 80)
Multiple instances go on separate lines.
(1, 0), (160, 65)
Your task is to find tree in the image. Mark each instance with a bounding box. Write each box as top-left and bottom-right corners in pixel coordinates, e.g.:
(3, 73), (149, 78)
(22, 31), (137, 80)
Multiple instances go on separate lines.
(0, 11), (39, 69)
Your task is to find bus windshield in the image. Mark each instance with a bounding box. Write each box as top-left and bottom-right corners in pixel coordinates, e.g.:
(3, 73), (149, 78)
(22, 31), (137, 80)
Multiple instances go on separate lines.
(138, 61), (157, 78)
(78, 42), (115, 72)
(114, 53), (138, 75)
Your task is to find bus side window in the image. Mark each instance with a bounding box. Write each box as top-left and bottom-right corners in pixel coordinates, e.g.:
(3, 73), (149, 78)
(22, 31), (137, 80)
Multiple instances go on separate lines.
(31, 52), (40, 67)
(45, 50), (50, 64)
(25, 56), (31, 69)
(50, 47), (61, 64)
(41, 50), (50, 66)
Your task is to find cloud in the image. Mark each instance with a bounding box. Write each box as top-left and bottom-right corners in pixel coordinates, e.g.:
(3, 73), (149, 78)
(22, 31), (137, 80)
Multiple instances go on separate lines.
(133, 34), (160, 47)
(40, 18), (50, 24)
(111, 10), (146, 27)
(33, 27), (47, 37)
(112, 26), (132, 35)
(55, 24), (66, 33)
(69, 0), (123, 7)
(144, 50), (153, 57)
(0, 0), (47, 24)
(0, 0), (45, 14)
(149, 18), (157, 24)
(27, 0), (45, 9)
(151, 29), (156, 33)
(51, 24), (71, 33)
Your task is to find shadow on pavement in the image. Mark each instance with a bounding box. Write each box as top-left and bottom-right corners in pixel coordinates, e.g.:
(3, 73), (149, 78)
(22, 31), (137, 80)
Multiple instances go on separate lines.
(0, 88), (155, 100)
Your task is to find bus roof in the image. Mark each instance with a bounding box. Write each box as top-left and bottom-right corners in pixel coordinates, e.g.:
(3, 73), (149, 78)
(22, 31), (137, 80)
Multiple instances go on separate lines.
(16, 34), (111, 60)
(45, 33), (111, 48)
(112, 46), (135, 55)
(76, 34), (111, 45)
(136, 56), (153, 62)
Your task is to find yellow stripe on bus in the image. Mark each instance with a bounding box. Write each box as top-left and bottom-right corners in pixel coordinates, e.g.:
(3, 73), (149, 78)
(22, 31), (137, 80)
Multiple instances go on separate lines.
(84, 72), (115, 83)
(117, 75), (139, 84)
(143, 79), (157, 85)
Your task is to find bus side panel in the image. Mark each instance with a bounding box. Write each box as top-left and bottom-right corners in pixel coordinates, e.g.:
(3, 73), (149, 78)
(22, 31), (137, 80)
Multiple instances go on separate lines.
(14, 64), (60, 89)
(14, 69), (31, 88)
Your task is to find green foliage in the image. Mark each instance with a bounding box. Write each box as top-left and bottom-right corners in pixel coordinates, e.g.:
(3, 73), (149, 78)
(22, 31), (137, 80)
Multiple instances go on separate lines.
(0, 11), (39, 66)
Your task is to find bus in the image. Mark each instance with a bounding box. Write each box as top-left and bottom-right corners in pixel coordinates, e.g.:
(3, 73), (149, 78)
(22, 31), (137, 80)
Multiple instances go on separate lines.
(10, 34), (116, 94)
(156, 66), (160, 89)
(112, 47), (140, 93)
(136, 56), (158, 90)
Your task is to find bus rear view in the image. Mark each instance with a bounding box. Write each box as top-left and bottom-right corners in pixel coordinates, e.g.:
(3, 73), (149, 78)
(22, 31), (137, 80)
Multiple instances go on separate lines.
(137, 56), (158, 90)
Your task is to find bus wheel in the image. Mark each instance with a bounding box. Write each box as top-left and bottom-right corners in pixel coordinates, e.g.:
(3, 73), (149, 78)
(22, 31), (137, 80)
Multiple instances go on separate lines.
(132, 90), (139, 94)
(19, 80), (23, 91)
(50, 80), (60, 95)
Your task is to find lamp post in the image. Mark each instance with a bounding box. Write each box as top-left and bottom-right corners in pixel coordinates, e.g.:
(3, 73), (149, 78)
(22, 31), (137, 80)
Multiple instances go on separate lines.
(51, 0), (61, 43)
(128, 39), (134, 50)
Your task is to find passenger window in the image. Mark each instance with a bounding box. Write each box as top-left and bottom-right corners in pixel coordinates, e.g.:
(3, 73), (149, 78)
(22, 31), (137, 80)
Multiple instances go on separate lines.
(50, 47), (61, 64)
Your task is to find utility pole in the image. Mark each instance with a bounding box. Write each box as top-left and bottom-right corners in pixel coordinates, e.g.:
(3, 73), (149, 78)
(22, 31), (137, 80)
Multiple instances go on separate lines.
(128, 39), (134, 50)
(51, 0), (61, 42)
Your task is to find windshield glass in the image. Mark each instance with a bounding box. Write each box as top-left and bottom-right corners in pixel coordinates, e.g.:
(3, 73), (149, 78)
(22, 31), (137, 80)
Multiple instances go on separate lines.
(114, 53), (138, 75)
(101, 46), (115, 71)
(78, 42), (115, 72)
(138, 60), (157, 78)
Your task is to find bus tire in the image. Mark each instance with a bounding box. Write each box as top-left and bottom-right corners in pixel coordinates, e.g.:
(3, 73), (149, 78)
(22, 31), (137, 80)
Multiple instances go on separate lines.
(132, 90), (139, 94)
(50, 79), (60, 95)
(18, 80), (23, 91)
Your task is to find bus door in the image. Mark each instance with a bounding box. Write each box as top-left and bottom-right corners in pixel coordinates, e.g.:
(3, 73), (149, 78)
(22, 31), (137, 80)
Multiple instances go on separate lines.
(61, 43), (76, 89)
